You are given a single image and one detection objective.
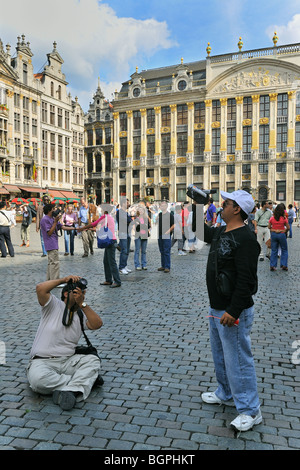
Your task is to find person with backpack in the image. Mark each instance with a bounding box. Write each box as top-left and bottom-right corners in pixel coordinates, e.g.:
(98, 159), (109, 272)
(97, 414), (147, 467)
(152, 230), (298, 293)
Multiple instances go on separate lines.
(77, 205), (121, 288)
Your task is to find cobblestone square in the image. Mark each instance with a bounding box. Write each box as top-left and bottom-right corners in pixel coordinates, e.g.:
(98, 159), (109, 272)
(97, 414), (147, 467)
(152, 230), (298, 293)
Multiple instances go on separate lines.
(0, 224), (299, 450)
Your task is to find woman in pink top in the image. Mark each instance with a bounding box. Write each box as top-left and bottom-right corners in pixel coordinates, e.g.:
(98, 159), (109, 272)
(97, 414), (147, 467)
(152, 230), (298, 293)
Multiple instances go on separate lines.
(77, 205), (121, 288)
(268, 203), (289, 271)
(62, 205), (78, 256)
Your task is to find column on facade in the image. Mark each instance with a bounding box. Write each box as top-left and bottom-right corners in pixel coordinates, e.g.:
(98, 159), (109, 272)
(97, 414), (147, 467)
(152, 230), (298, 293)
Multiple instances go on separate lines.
(186, 102), (194, 189)
(219, 98), (227, 193)
(251, 94), (260, 191)
(112, 112), (120, 202)
(154, 106), (161, 200)
(268, 93), (277, 201)
(203, 99), (212, 190)
(287, 91), (296, 203)
(36, 99), (42, 187)
(234, 96), (243, 190)
(169, 104), (177, 201)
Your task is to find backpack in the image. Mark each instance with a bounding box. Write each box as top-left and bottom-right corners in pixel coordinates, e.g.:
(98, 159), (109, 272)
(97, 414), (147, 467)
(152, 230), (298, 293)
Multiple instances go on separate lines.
(96, 215), (114, 249)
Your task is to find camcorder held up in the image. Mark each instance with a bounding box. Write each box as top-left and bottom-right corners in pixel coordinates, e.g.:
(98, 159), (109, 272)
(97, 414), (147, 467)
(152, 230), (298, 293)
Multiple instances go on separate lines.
(186, 184), (217, 205)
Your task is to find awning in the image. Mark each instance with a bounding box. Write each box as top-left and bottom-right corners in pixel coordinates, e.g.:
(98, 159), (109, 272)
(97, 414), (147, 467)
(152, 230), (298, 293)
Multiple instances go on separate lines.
(19, 186), (43, 193)
(60, 191), (80, 199)
(0, 187), (9, 194)
(48, 190), (66, 198)
(3, 184), (21, 193)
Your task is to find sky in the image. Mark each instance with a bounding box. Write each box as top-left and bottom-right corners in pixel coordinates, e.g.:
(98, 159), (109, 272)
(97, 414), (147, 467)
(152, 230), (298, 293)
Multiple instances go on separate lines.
(1, 0), (300, 112)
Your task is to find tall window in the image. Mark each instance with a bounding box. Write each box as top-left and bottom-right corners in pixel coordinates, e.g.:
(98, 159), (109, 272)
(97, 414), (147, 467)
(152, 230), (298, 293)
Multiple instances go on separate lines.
(194, 102), (205, 124)
(227, 128), (236, 154)
(65, 111), (70, 130)
(212, 100), (221, 122)
(194, 130), (205, 155)
(50, 133), (55, 160)
(227, 98), (236, 121)
(277, 124), (287, 152)
(133, 111), (141, 129)
(23, 63), (28, 85)
(57, 108), (63, 127)
(277, 93), (288, 116)
(296, 122), (300, 151)
(42, 130), (48, 159)
(105, 127), (111, 144)
(161, 106), (171, 127)
(58, 135), (63, 162)
(260, 95), (270, 118)
(212, 128), (220, 155)
(243, 127), (252, 153)
(14, 113), (20, 132)
(42, 102), (47, 123)
(161, 134), (170, 158)
(120, 137), (127, 159)
(50, 105), (55, 125)
(51, 81), (54, 97)
(147, 108), (155, 128)
(259, 125), (269, 152)
(147, 135), (155, 157)
(120, 112), (127, 131)
(177, 133), (187, 156)
(133, 136), (140, 159)
(243, 97), (252, 119)
(177, 104), (188, 125)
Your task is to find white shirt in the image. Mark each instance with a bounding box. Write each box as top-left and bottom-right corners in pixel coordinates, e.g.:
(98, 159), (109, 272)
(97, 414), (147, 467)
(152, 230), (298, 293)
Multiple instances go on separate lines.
(30, 294), (85, 358)
(0, 209), (13, 227)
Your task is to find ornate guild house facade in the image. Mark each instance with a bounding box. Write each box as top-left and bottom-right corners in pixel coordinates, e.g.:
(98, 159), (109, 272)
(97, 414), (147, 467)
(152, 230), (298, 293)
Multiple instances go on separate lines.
(112, 36), (300, 205)
(0, 35), (84, 201)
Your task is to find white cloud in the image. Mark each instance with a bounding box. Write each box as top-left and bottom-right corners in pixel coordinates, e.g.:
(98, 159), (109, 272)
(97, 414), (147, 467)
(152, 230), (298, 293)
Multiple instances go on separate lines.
(0, 0), (176, 110)
(266, 13), (300, 45)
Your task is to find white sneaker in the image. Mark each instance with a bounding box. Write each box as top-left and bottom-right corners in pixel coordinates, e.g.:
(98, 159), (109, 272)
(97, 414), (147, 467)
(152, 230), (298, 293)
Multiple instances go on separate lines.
(178, 251), (187, 256)
(201, 391), (235, 407)
(119, 268), (128, 275)
(135, 267), (142, 271)
(125, 266), (132, 272)
(230, 410), (262, 432)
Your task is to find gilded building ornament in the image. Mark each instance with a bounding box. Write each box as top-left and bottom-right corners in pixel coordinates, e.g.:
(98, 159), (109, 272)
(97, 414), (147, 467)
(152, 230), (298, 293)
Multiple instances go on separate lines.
(211, 121), (220, 128)
(269, 93), (278, 101)
(235, 96), (243, 104)
(220, 98), (227, 106)
(242, 119), (252, 126)
(146, 128), (155, 135)
(194, 123), (205, 130)
(260, 117), (269, 125)
(161, 127), (171, 134)
(251, 95), (260, 103)
(204, 99), (212, 107)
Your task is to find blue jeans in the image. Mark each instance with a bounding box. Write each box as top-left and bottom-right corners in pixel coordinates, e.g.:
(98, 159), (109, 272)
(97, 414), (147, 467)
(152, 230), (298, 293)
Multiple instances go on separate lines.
(158, 237), (171, 269)
(103, 241), (121, 284)
(40, 230), (47, 256)
(134, 238), (148, 268)
(209, 307), (260, 415)
(288, 219), (293, 238)
(119, 235), (131, 269)
(270, 232), (288, 268)
(64, 229), (75, 254)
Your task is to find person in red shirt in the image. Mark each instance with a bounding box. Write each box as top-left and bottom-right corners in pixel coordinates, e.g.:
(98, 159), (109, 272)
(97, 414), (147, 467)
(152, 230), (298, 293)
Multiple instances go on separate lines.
(268, 203), (290, 271)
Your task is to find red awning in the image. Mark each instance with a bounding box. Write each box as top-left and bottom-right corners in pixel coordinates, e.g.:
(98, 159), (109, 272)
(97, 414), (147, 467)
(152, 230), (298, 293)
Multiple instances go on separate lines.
(0, 187), (9, 194)
(60, 191), (80, 199)
(48, 190), (66, 198)
(3, 184), (21, 193)
(19, 186), (43, 193)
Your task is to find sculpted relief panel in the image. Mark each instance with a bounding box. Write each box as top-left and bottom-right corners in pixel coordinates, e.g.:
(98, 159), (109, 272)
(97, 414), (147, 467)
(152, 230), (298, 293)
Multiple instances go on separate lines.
(212, 66), (300, 94)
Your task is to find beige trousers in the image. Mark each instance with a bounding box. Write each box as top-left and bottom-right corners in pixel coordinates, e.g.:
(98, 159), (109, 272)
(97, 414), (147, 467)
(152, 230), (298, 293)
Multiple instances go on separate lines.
(27, 354), (101, 400)
(82, 229), (94, 255)
(47, 249), (60, 280)
(257, 226), (271, 258)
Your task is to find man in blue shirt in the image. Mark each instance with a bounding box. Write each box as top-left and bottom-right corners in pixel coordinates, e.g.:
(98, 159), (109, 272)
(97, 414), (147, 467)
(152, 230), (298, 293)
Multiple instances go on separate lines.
(78, 199), (94, 257)
(206, 198), (217, 227)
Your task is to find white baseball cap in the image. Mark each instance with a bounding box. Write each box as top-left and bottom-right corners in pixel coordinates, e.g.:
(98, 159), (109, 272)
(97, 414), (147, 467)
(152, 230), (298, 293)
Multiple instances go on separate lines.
(220, 190), (255, 216)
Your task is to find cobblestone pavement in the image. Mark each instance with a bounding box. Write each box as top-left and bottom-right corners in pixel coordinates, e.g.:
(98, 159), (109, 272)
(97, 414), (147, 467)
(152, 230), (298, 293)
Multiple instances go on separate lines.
(0, 222), (299, 451)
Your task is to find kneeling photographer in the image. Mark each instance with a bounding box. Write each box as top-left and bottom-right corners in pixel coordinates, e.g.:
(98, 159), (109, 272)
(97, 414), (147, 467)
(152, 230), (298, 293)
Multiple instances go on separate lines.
(27, 275), (103, 411)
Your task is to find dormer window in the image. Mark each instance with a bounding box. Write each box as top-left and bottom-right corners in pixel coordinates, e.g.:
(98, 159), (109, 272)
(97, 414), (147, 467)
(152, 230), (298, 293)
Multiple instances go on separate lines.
(133, 87), (141, 97)
(177, 80), (187, 91)
(23, 62), (28, 85)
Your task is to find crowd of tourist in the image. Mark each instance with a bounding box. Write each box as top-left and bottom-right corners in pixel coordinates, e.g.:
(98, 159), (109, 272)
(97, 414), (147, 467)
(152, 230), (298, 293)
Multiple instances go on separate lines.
(0, 194), (298, 275)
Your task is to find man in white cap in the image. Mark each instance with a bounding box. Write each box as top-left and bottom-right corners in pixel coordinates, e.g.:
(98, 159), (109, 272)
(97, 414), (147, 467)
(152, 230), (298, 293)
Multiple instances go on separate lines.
(201, 189), (262, 432)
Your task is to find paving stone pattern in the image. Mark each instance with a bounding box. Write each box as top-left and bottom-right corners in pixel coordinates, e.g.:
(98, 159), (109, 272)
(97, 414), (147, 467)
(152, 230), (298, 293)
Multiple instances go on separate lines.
(0, 224), (299, 450)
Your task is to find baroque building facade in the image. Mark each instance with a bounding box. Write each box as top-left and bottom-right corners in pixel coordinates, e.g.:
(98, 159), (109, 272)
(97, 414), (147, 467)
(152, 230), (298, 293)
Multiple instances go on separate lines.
(84, 79), (114, 204)
(112, 36), (300, 205)
(0, 35), (84, 201)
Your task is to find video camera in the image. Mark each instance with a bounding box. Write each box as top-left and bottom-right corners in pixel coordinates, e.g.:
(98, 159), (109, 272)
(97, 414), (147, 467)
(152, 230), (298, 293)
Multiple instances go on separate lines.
(52, 207), (62, 218)
(186, 184), (217, 205)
